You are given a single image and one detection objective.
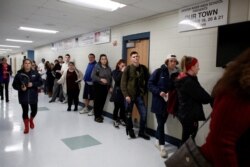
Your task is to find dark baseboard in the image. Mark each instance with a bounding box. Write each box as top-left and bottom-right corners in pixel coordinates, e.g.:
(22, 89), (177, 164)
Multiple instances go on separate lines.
(79, 102), (181, 147)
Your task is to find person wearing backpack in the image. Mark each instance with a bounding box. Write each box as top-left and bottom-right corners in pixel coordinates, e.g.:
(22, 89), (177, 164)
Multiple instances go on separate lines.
(148, 54), (179, 158)
(121, 51), (150, 140)
(175, 56), (213, 146)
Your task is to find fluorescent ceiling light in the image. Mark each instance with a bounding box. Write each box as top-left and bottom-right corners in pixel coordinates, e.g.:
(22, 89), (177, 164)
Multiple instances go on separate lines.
(59, 0), (126, 11)
(0, 45), (20, 48)
(6, 39), (33, 43)
(19, 26), (58, 34)
(0, 48), (12, 51)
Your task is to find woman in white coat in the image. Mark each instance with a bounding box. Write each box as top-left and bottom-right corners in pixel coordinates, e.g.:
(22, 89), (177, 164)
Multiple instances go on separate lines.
(58, 62), (83, 111)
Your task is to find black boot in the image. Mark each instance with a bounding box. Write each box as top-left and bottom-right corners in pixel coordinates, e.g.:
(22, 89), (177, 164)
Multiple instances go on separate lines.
(138, 131), (150, 140)
(126, 127), (136, 138)
(125, 113), (135, 138)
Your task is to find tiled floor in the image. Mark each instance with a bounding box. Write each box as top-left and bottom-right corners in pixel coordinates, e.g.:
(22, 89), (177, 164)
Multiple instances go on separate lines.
(0, 87), (176, 167)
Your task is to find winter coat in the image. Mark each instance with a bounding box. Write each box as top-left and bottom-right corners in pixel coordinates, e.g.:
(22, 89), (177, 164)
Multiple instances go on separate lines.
(57, 68), (83, 94)
(110, 69), (124, 103)
(121, 64), (149, 100)
(148, 64), (179, 114)
(175, 73), (212, 122)
(12, 69), (43, 104)
(201, 92), (250, 167)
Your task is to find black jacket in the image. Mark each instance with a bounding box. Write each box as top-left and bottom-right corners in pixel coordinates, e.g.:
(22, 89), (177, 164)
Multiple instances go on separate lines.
(110, 69), (124, 103)
(175, 73), (212, 122)
(12, 69), (43, 104)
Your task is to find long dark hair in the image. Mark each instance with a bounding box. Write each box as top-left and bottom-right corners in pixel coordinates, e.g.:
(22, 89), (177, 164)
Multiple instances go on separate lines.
(98, 54), (109, 67)
(212, 48), (250, 99)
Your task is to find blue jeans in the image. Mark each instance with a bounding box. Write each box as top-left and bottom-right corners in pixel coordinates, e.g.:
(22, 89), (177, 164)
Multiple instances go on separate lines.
(155, 113), (168, 145)
(125, 96), (147, 132)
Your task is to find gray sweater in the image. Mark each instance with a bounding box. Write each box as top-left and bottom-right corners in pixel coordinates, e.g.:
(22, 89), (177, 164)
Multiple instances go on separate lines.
(91, 63), (112, 85)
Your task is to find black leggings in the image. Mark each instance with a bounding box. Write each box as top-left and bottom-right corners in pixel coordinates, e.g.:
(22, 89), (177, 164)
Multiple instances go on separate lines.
(93, 83), (109, 119)
(67, 89), (80, 109)
(113, 102), (125, 121)
(0, 82), (9, 101)
(180, 120), (198, 145)
(21, 103), (38, 120)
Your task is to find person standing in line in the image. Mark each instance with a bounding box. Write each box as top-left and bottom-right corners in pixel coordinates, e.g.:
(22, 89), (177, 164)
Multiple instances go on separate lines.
(0, 57), (12, 102)
(0, 60), (2, 100)
(49, 56), (64, 103)
(45, 61), (54, 97)
(110, 59), (127, 128)
(58, 62), (83, 111)
(12, 59), (43, 134)
(201, 49), (250, 167)
(60, 54), (71, 103)
(31, 60), (38, 71)
(91, 54), (112, 123)
(79, 53), (97, 115)
(37, 58), (46, 94)
(148, 54), (179, 158)
(120, 51), (150, 140)
(175, 56), (212, 145)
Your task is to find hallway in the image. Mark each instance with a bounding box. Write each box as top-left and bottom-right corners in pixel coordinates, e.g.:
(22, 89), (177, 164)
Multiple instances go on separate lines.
(0, 85), (176, 167)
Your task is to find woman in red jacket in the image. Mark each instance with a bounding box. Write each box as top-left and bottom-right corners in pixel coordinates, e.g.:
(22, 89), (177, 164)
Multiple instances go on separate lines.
(201, 48), (250, 167)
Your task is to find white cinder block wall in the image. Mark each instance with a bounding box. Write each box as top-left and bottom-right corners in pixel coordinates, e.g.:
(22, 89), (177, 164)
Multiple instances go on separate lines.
(10, 0), (250, 144)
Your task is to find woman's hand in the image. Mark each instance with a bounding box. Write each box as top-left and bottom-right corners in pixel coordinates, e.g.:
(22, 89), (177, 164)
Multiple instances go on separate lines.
(27, 82), (33, 87)
(100, 78), (108, 84)
(21, 85), (27, 91)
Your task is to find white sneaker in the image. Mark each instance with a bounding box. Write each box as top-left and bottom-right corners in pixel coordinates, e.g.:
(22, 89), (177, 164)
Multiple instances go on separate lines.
(160, 146), (168, 158)
(113, 121), (119, 128)
(61, 100), (67, 104)
(79, 107), (89, 114)
(155, 140), (160, 150)
(87, 109), (94, 116)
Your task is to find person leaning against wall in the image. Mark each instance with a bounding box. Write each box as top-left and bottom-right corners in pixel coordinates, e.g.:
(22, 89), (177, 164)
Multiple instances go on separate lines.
(120, 51), (150, 140)
(201, 48), (250, 167)
(79, 53), (97, 115)
(0, 57), (12, 102)
(175, 56), (213, 146)
(91, 54), (112, 123)
(110, 59), (127, 128)
(49, 56), (64, 103)
(148, 54), (179, 158)
(12, 59), (43, 134)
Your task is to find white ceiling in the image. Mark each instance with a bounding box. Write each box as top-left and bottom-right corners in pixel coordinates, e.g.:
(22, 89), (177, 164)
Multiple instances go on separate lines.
(0, 0), (205, 56)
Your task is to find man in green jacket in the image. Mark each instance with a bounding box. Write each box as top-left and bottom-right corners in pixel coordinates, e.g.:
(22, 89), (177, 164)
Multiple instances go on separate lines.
(121, 51), (150, 140)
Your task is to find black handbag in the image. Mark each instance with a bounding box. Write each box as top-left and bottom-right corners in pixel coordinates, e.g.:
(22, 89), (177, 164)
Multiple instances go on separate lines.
(165, 115), (212, 167)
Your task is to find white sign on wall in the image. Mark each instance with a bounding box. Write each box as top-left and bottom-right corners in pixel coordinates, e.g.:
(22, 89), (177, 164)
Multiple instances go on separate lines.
(178, 0), (228, 32)
(78, 32), (95, 47)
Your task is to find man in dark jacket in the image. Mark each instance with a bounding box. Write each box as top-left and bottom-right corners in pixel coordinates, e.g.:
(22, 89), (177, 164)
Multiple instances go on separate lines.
(121, 51), (150, 140)
(148, 54), (179, 158)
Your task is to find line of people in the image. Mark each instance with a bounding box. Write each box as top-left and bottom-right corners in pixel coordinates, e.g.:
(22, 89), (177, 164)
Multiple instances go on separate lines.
(10, 49), (250, 164)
